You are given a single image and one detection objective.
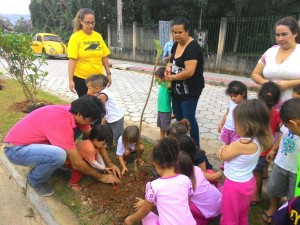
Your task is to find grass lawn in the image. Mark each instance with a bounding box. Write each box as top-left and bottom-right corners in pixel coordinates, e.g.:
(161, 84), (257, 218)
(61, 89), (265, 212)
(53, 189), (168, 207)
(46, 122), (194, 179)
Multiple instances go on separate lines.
(0, 77), (275, 225)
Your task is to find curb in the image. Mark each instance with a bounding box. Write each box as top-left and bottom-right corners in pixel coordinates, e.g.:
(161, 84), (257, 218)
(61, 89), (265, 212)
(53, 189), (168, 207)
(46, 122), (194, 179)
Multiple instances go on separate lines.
(0, 146), (79, 225)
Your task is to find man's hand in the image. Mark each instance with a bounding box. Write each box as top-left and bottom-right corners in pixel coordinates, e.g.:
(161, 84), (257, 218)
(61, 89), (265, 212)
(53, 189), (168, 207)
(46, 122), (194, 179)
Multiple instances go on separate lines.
(111, 164), (121, 178)
(104, 167), (113, 174)
(98, 174), (120, 184)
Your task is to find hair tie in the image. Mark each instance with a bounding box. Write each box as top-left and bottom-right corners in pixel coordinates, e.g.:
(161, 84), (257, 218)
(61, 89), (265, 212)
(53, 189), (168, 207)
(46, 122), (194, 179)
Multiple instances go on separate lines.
(267, 92), (272, 96)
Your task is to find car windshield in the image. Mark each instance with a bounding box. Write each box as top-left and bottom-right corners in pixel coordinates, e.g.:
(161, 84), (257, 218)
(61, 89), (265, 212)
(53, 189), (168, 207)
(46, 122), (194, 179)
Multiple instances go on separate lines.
(43, 35), (62, 42)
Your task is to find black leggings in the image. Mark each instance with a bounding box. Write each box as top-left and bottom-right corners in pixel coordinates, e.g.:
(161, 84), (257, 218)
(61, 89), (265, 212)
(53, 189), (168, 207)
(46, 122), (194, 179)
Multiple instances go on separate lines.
(73, 76), (88, 97)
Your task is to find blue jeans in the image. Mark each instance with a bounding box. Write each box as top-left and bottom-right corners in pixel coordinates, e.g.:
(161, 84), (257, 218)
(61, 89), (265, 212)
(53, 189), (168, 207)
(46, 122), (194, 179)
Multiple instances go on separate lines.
(4, 144), (67, 187)
(172, 96), (200, 146)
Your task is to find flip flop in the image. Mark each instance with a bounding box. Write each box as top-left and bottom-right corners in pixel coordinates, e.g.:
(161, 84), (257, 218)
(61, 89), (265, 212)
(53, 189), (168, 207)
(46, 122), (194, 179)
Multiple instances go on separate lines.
(68, 182), (82, 192)
(262, 211), (273, 224)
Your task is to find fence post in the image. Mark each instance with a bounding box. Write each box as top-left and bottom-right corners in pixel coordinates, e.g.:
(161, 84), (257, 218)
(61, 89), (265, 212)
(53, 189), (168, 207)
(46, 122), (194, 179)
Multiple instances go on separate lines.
(107, 24), (111, 48)
(133, 22), (137, 61)
(216, 17), (227, 73)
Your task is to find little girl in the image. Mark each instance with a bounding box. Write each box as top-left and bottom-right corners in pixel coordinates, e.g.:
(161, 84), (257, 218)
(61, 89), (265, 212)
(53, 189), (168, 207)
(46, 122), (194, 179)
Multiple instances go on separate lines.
(218, 80), (248, 145)
(219, 99), (273, 225)
(124, 137), (196, 225)
(252, 81), (281, 205)
(166, 118), (191, 136)
(116, 125), (144, 176)
(68, 125), (117, 191)
(177, 151), (222, 225)
(176, 134), (223, 187)
(168, 121), (222, 183)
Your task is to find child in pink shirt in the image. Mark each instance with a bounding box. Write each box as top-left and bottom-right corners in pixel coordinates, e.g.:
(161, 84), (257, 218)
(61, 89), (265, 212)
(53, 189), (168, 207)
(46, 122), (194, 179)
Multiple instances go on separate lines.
(177, 151), (221, 225)
(124, 137), (196, 225)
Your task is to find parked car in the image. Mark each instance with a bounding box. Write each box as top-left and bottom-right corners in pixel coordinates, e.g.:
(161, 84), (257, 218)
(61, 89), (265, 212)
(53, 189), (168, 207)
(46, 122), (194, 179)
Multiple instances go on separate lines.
(31, 33), (67, 59)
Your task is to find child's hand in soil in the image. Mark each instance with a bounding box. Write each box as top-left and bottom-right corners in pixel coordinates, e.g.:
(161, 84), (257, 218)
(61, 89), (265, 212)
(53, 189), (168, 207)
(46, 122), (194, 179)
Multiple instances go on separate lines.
(104, 167), (113, 174)
(121, 166), (128, 176)
(134, 197), (144, 211)
(98, 174), (120, 184)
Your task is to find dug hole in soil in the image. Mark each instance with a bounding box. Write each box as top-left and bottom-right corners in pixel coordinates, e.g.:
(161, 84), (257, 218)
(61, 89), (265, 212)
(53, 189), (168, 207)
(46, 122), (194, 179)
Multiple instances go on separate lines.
(70, 160), (156, 225)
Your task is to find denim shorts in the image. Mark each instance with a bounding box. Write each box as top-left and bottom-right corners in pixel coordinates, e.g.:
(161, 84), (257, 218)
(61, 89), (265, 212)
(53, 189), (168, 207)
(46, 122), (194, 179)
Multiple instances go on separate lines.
(253, 156), (268, 174)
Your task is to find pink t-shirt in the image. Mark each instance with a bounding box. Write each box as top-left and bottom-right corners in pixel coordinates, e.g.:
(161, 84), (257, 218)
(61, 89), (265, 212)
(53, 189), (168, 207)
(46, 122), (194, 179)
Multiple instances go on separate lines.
(145, 174), (196, 225)
(191, 166), (222, 218)
(4, 105), (90, 150)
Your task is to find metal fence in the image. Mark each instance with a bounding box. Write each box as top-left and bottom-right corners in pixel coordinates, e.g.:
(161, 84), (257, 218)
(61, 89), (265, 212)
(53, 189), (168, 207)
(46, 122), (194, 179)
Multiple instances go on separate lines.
(224, 16), (288, 56)
(109, 14), (299, 56)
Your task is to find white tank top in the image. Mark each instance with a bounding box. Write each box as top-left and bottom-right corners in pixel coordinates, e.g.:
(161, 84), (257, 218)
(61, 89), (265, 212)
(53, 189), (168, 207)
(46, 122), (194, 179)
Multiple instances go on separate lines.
(224, 138), (260, 182)
(98, 88), (124, 123)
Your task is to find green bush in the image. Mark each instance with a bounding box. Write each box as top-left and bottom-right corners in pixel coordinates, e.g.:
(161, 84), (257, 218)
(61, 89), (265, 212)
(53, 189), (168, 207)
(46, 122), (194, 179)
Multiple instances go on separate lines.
(0, 32), (48, 106)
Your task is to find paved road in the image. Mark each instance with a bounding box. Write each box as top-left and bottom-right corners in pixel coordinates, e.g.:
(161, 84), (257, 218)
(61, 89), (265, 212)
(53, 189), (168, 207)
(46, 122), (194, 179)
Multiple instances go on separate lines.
(37, 59), (257, 149)
(0, 160), (46, 225)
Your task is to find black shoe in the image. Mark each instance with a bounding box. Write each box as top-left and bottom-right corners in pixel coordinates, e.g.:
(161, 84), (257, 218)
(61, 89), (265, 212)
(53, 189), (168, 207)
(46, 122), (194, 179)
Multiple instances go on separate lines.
(27, 181), (55, 197)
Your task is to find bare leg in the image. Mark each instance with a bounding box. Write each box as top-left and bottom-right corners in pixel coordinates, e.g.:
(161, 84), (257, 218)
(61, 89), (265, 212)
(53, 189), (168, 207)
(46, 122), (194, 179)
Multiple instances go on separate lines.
(253, 171), (262, 202)
(160, 128), (165, 140)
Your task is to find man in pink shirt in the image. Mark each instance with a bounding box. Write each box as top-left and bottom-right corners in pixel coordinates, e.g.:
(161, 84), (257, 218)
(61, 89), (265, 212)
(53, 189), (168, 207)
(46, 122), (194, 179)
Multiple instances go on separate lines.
(4, 95), (120, 197)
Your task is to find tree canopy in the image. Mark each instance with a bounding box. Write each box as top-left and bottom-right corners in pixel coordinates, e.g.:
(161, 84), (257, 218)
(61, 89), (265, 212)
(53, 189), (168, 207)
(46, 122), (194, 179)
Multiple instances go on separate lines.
(28, 0), (298, 41)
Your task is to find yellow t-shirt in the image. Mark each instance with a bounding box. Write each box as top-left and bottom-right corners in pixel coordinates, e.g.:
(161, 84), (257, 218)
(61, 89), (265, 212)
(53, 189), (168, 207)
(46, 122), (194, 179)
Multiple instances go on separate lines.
(68, 30), (110, 79)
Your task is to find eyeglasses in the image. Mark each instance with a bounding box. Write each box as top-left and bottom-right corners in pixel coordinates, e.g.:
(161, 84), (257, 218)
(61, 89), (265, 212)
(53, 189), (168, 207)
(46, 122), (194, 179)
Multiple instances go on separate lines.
(82, 21), (95, 26)
(85, 117), (98, 125)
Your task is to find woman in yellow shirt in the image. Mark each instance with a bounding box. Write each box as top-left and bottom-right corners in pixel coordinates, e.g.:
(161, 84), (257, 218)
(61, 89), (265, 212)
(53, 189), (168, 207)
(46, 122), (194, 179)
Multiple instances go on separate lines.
(68, 8), (112, 97)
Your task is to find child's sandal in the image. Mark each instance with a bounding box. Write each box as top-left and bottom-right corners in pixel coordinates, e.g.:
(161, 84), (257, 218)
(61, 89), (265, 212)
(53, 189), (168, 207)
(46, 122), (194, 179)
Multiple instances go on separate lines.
(68, 183), (82, 192)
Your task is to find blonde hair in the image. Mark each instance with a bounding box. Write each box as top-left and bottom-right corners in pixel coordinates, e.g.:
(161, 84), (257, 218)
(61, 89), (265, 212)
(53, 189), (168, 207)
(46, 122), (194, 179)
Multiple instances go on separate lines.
(122, 125), (139, 148)
(73, 8), (94, 33)
(234, 99), (273, 151)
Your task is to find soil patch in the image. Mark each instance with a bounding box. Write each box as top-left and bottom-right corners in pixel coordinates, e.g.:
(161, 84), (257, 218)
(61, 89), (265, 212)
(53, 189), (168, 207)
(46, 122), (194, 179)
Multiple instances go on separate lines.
(82, 169), (151, 224)
(9, 99), (53, 113)
(61, 160), (157, 225)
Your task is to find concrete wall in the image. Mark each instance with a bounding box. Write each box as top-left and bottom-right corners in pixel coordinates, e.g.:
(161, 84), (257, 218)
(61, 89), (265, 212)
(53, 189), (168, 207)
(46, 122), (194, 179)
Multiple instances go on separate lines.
(110, 50), (259, 77)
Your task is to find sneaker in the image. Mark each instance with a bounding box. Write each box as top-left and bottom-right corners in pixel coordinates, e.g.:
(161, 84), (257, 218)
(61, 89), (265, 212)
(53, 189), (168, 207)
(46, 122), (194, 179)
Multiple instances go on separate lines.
(28, 181), (55, 197)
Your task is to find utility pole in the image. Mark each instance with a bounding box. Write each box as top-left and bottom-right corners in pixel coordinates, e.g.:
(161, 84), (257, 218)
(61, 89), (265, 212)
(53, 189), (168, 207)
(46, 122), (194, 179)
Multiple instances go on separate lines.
(117, 0), (124, 48)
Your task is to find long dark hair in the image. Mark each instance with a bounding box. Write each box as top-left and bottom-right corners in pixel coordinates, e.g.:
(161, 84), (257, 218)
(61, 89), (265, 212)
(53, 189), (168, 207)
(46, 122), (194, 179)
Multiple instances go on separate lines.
(176, 151), (196, 190)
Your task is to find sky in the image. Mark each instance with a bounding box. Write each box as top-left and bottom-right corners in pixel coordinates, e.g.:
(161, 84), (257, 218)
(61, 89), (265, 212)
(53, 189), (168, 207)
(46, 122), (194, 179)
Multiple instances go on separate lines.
(0, 0), (30, 15)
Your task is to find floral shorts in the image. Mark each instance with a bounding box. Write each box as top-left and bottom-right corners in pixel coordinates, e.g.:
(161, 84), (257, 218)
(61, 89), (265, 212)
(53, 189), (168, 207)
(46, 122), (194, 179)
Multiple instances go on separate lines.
(220, 127), (239, 145)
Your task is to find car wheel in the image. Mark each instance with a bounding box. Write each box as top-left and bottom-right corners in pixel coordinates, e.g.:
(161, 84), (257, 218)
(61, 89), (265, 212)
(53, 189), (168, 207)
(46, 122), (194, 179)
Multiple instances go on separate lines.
(42, 48), (49, 59)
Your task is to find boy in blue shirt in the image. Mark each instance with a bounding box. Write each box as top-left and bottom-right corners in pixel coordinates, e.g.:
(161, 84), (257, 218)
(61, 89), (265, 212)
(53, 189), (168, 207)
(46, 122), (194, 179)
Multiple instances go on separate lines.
(155, 67), (172, 140)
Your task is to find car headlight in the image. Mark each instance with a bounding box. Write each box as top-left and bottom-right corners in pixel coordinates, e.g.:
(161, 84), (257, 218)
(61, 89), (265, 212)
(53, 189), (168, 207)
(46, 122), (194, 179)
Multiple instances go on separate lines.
(49, 48), (54, 53)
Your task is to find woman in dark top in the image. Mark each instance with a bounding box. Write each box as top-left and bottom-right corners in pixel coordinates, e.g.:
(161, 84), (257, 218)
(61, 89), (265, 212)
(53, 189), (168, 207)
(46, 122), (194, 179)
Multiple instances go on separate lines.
(165, 18), (205, 147)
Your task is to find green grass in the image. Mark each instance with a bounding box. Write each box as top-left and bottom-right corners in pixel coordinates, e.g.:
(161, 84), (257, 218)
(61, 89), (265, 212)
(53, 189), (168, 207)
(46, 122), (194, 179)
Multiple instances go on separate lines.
(0, 78), (67, 142)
